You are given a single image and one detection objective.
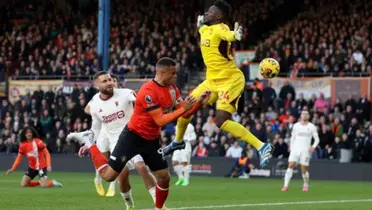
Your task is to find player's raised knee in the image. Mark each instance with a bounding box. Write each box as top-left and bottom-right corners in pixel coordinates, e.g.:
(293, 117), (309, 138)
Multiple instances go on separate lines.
(100, 167), (119, 182)
(215, 110), (232, 128)
(154, 169), (171, 187)
(215, 117), (228, 128)
(135, 161), (147, 171)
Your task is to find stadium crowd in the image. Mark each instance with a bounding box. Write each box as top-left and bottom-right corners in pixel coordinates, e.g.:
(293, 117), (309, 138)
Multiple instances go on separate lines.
(0, 0), (300, 82)
(254, 0), (372, 77)
(1, 81), (372, 163)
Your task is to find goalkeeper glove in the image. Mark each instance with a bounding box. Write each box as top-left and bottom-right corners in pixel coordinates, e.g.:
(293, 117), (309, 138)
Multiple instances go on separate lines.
(197, 15), (204, 29)
(233, 22), (243, 41)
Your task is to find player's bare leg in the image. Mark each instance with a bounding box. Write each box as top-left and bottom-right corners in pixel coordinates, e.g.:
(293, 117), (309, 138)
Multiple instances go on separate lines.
(300, 165), (310, 191)
(39, 176), (62, 188)
(135, 162), (169, 210)
(136, 162), (157, 200)
(20, 175), (33, 187)
(20, 175), (62, 188)
(90, 149), (119, 182)
(94, 151), (109, 196)
(153, 168), (171, 210)
(172, 161), (184, 185)
(105, 151), (118, 197)
(215, 109), (274, 168)
(75, 131), (120, 181)
(181, 162), (191, 186)
(68, 131), (113, 196)
(118, 167), (135, 210)
(282, 161), (296, 191)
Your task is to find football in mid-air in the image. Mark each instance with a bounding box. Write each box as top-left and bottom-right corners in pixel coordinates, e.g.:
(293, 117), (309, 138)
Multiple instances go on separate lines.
(259, 58), (280, 79)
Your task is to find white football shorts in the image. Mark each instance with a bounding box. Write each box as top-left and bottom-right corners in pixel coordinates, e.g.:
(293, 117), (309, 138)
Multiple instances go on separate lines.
(288, 150), (311, 166)
(96, 132), (144, 170)
(96, 132), (119, 153)
(172, 142), (192, 163)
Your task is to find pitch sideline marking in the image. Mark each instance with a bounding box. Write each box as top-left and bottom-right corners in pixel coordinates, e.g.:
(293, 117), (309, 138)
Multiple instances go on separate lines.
(138, 199), (372, 210)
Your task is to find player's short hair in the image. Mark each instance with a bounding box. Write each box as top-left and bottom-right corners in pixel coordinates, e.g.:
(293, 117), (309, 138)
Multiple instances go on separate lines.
(156, 57), (177, 68)
(110, 73), (119, 81)
(214, 0), (232, 17)
(93, 71), (109, 80)
(20, 126), (39, 142)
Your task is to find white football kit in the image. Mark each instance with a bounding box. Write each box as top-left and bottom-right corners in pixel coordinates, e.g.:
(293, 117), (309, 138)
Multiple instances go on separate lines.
(89, 88), (143, 170)
(288, 122), (320, 166)
(172, 124), (197, 163)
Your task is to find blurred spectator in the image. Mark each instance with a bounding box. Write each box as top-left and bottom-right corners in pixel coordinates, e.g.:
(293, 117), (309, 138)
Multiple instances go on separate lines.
(192, 142), (208, 157)
(262, 81), (277, 111)
(273, 137), (289, 158)
(225, 141), (243, 158)
(255, 0), (372, 77)
(224, 151), (254, 178)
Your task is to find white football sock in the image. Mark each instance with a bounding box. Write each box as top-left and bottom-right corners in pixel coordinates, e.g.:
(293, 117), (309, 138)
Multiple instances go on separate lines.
(94, 170), (102, 184)
(302, 171), (309, 186)
(284, 168), (293, 187)
(148, 186), (156, 203)
(121, 189), (134, 207)
(183, 164), (192, 183)
(109, 179), (116, 190)
(174, 165), (183, 179)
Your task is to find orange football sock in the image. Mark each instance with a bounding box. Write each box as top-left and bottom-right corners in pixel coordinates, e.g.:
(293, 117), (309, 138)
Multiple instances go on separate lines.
(48, 181), (54, 188)
(90, 145), (108, 172)
(28, 181), (40, 187)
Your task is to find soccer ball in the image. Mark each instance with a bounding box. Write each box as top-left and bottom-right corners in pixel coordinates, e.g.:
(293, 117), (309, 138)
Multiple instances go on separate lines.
(259, 58), (280, 79)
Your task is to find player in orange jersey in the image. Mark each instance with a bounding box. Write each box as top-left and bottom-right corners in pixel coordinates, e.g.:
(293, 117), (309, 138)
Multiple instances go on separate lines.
(5, 126), (62, 188)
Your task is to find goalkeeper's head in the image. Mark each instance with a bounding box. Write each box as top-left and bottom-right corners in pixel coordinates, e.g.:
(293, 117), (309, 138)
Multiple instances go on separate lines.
(204, 0), (232, 25)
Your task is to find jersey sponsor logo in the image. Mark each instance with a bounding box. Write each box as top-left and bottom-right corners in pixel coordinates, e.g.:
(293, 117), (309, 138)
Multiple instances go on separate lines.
(27, 151), (36, 157)
(145, 94), (152, 103)
(102, 110), (125, 123)
(297, 131), (311, 137)
(121, 156), (127, 163)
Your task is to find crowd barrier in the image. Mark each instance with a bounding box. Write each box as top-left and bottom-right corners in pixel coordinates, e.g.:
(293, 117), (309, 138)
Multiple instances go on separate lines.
(1, 153), (370, 181)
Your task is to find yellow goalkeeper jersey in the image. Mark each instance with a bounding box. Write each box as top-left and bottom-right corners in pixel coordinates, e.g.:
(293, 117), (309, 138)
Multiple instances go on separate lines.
(199, 23), (241, 80)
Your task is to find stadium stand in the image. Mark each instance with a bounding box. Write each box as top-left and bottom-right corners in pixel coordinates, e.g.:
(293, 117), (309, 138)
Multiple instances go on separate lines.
(0, 0), (372, 163)
(254, 0), (372, 77)
(1, 0), (298, 81)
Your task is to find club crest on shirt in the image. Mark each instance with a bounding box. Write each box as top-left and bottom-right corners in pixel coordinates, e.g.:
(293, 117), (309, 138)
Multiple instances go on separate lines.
(145, 94), (152, 103)
(121, 156), (127, 163)
(115, 101), (119, 107)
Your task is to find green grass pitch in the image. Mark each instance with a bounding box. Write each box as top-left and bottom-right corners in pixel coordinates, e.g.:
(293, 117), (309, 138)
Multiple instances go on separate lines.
(0, 172), (371, 210)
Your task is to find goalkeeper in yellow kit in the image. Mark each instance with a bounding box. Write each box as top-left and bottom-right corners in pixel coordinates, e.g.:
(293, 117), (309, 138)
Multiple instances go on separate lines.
(163, 0), (274, 168)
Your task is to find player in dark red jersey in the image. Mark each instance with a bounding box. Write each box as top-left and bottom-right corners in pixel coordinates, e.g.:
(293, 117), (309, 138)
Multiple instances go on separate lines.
(76, 57), (211, 210)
